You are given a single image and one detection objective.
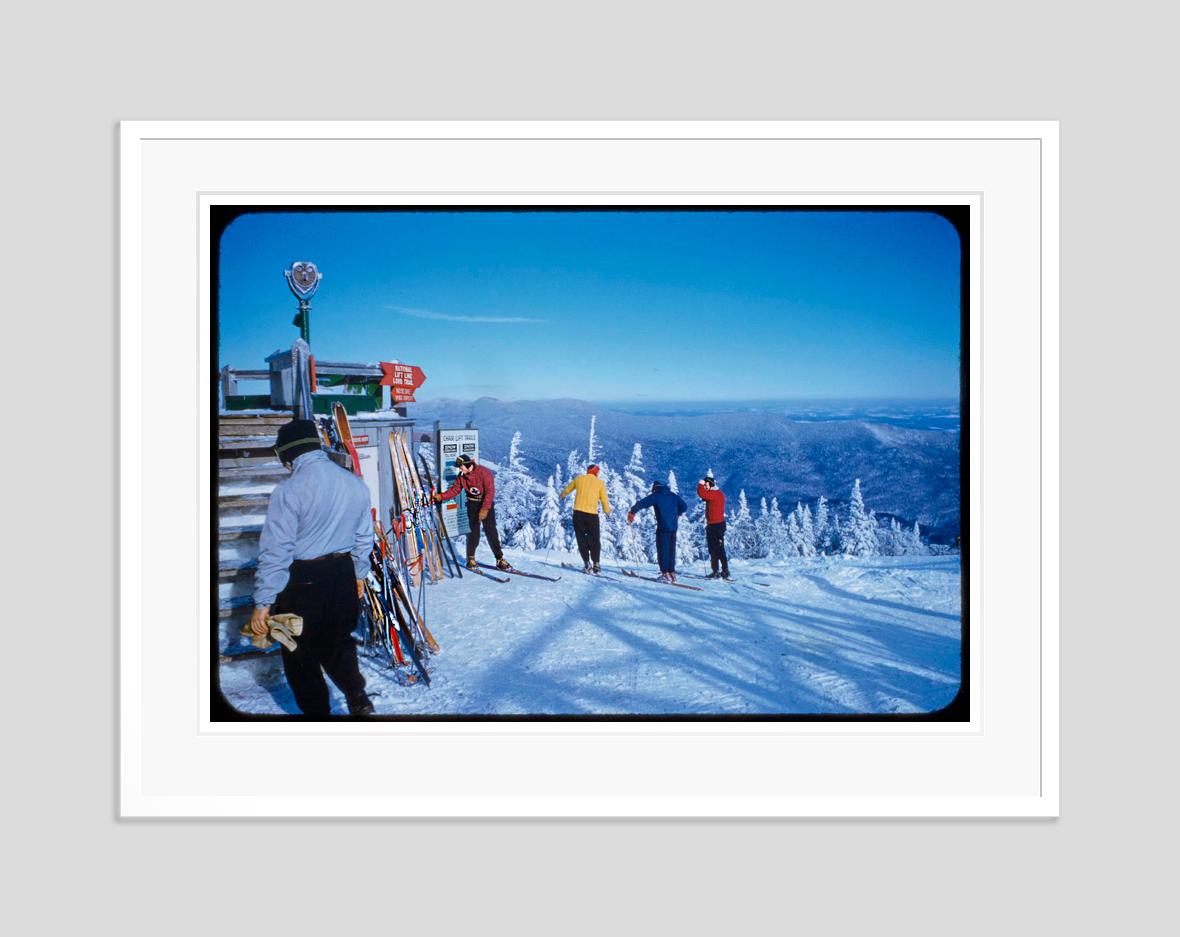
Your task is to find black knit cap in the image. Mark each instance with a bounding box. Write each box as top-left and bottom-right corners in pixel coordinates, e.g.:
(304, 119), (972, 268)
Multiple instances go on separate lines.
(274, 419), (322, 464)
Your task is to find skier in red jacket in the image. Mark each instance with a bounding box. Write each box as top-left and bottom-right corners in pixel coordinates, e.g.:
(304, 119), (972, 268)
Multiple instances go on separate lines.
(433, 454), (511, 571)
(697, 472), (731, 580)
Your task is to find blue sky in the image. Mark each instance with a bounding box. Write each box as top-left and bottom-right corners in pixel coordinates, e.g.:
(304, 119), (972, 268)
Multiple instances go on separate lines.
(217, 210), (961, 401)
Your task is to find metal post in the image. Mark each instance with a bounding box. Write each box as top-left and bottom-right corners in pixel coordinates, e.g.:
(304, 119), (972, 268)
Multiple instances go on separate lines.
(284, 261), (322, 346)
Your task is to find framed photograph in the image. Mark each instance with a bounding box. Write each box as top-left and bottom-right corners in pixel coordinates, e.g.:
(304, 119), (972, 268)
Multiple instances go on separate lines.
(120, 121), (1058, 816)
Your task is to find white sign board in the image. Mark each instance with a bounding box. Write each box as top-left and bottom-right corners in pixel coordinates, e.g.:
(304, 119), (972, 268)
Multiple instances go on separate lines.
(437, 428), (479, 538)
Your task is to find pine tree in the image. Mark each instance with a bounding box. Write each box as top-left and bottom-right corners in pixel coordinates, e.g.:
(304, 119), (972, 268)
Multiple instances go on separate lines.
(843, 480), (879, 557)
(587, 415), (599, 465)
(566, 449), (583, 484)
(667, 469), (679, 493)
(754, 497), (773, 558)
(624, 443), (647, 503)
(604, 465), (640, 564)
(800, 503), (816, 557)
(554, 461), (564, 495)
(768, 497), (787, 557)
(728, 489), (756, 558)
(511, 519), (537, 551)
(686, 495), (708, 563)
(537, 474), (567, 552)
(814, 495), (830, 555)
(786, 511), (803, 556)
(910, 520), (927, 555)
(620, 444), (653, 560)
(597, 460), (617, 559)
(496, 431), (536, 543)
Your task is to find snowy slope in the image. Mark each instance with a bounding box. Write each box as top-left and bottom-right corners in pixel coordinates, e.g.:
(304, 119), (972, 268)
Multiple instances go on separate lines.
(219, 551), (962, 717)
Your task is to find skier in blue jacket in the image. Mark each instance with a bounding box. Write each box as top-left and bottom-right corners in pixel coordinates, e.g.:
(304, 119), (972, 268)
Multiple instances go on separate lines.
(627, 480), (688, 582)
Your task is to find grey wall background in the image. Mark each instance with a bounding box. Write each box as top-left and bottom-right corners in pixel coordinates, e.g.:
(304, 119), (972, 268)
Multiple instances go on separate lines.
(6, 1), (1171, 932)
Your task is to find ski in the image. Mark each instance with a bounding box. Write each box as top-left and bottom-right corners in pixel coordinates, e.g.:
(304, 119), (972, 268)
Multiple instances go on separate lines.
(561, 562), (619, 582)
(468, 565), (511, 583)
(332, 402), (364, 478)
(479, 562), (560, 582)
(418, 452), (464, 578)
(679, 572), (740, 583)
(619, 568), (703, 591)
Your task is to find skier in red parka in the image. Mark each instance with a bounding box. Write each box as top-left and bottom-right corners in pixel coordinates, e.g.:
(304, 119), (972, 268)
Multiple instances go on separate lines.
(697, 471), (731, 580)
(433, 454), (512, 571)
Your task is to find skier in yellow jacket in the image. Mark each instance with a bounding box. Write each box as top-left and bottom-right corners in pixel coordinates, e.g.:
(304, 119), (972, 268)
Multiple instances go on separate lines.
(561, 464), (611, 574)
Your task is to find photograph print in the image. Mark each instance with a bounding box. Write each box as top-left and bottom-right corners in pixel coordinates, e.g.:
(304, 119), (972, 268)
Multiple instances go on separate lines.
(213, 206), (967, 721)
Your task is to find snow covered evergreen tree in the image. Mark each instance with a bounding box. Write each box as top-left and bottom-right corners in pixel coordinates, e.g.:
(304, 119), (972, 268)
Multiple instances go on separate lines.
(596, 460), (618, 559)
(727, 489), (757, 558)
(799, 503), (817, 557)
(842, 479), (879, 557)
(615, 443), (652, 562)
(910, 520), (928, 555)
(566, 449), (583, 485)
(537, 474), (567, 552)
(624, 444), (647, 502)
(594, 460), (630, 562)
(511, 519), (537, 551)
(767, 497), (787, 557)
(587, 415), (600, 465)
(554, 461), (564, 495)
(685, 495), (708, 563)
(814, 495), (830, 555)
(754, 497), (773, 558)
(496, 431), (537, 543)
(667, 469), (679, 493)
(785, 511), (804, 556)
(675, 487), (699, 567)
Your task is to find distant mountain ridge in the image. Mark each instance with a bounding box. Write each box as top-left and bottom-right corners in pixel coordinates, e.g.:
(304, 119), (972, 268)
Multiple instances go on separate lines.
(411, 397), (961, 541)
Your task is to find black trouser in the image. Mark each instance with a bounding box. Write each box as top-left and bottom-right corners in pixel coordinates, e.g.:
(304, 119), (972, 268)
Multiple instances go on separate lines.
(466, 502), (504, 560)
(706, 521), (730, 576)
(572, 510), (601, 565)
(655, 528), (677, 573)
(273, 553), (369, 716)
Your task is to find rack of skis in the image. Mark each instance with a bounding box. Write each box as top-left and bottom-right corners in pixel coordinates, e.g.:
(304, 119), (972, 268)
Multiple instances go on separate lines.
(318, 404), (465, 686)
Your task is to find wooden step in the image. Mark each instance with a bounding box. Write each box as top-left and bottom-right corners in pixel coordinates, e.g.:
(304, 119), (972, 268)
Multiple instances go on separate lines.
(219, 454), (283, 471)
(219, 559), (257, 578)
(218, 464), (289, 482)
(219, 524), (262, 542)
(219, 436), (278, 455)
(218, 493), (271, 513)
(219, 413), (292, 429)
(219, 595), (254, 615)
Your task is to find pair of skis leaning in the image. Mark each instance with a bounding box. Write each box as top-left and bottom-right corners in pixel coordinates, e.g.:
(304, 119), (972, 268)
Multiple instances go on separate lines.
(365, 511), (436, 686)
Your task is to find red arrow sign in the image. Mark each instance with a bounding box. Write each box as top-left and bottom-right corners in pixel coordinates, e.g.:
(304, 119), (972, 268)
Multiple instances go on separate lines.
(379, 362), (427, 402)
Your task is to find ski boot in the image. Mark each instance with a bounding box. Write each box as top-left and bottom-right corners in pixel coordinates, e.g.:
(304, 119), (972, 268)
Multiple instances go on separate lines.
(722, 572), (734, 582)
(592, 563), (601, 575)
(704, 572), (721, 580)
(347, 692), (375, 716)
(496, 557), (513, 572)
(582, 563), (593, 574)
(466, 556), (479, 571)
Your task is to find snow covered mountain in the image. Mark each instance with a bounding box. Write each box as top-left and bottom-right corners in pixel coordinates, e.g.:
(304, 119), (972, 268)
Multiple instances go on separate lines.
(410, 397), (961, 541)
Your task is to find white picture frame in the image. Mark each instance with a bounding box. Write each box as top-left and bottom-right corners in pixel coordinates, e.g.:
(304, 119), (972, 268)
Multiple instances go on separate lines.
(120, 121), (1058, 817)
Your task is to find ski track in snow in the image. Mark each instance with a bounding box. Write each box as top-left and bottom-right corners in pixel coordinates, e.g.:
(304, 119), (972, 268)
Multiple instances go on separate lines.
(218, 553), (962, 717)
